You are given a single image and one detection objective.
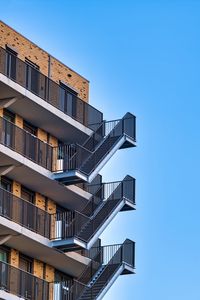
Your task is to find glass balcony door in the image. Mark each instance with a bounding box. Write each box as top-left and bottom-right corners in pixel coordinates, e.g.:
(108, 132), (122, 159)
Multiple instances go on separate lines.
(25, 59), (40, 95)
(0, 177), (12, 219)
(0, 248), (9, 291)
(21, 186), (35, 231)
(2, 110), (15, 148)
(23, 121), (37, 162)
(19, 255), (33, 299)
(6, 46), (17, 81)
(59, 83), (77, 119)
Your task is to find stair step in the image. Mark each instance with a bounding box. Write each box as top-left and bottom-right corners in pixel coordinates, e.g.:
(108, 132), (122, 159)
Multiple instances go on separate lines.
(78, 198), (122, 242)
(80, 136), (119, 175)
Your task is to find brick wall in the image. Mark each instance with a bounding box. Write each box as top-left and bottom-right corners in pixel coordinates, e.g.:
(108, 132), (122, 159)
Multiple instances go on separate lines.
(0, 20), (89, 101)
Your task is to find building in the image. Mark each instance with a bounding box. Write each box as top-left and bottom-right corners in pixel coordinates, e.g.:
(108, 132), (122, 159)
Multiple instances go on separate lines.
(0, 20), (136, 300)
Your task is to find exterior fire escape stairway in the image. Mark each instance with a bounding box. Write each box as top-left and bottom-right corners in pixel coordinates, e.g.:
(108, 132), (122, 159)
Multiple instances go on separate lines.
(58, 240), (135, 300)
(52, 176), (135, 250)
(53, 112), (136, 184)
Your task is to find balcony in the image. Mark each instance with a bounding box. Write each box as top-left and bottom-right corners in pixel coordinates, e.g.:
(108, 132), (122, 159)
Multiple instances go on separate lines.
(52, 176), (136, 250)
(0, 116), (92, 211)
(0, 240), (134, 300)
(0, 260), (49, 299)
(0, 47), (103, 143)
(0, 186), (51, 238)
(51, 240), (135, 300)
(53, 113), (136, 184)
(0, 187), (92, 278)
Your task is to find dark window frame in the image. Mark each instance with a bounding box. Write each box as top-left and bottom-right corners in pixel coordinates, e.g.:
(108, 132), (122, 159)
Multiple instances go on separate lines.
(21, 186), (35, 204)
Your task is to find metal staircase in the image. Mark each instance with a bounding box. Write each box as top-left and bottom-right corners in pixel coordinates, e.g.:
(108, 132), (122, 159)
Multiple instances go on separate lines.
(53, 112), (136, 184)
(57, 240), (135, 300)
(78, 240), (135, 300)
(52, 176), (135, 250)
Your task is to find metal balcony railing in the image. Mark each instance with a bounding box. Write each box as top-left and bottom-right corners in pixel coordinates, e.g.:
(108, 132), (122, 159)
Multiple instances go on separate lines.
(0, 47), (103, 130)
(53, 113), (136, 176)
(0, 186), (51, 238)
(52, 177), (135, 244)
(0, 176), (135, 246)
(0, 116), (53, 170)
(0, 109), (135, 180)
(0, 260), (49, 299)
(51, 240), (135, 300)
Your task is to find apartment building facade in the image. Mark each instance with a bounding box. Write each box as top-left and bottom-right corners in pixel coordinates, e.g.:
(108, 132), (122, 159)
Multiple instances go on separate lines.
(0, 21), (136, 300)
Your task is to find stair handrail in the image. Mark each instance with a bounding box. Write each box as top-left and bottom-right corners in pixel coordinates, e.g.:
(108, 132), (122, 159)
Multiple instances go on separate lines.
(53, 142), (92, 172)
(81, 117), (127, 152)
(63, 240), (102, 297)
(79, 113), (136, 176)
(51, 177), (135, 242)
(65, 118), (120, 170)
(88, 240), (135, 299)
(76, 180), (126, 243)
(81, 120), (105, 151)
(53, 113), (136, 174)
(52, 209), (91, 240)
(68, 241), (135, 299)
(77, 245), (102, 285)
(79, 182), (104, 217)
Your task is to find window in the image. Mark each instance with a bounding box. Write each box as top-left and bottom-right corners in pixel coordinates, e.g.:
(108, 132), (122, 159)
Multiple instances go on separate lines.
(19, 254), (33, 299)
(23, 120), (37, 162)
(0, 246), (9, 291)
(3, 110), (15, 148)
(6, 45), (17, 81)
(25, 58), (40, 95)
(21, 186), (35, 230)
(19, 255), (33, 273)
(59, 82), (77, 118)
(0, 246), (9, 263)
(1, 176), (12, 192)
(0, 176), (12, 217)
(23, 120), (37, 136)
(21, 186), (35, 204)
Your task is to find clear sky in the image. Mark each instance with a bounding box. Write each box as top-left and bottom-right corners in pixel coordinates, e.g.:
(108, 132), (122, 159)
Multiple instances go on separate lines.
(1, 0), (200, 299)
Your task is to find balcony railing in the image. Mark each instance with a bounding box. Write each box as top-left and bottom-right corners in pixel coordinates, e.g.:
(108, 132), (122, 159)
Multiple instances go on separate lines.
(0, 115), (53, 170)
(0, 176), (135, 245)
(52, 177), (135, 243)
(0, 108), (135, 181)
(0, 186), (51, 238)
(0, 47), (103, 130)
(53, 113), (136, 175)
(0, 260), (49, 299)
(51, 240), (135, 300)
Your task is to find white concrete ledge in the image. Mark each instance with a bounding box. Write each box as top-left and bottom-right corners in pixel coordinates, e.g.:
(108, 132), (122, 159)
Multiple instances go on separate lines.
(0, 73), (92, 137)
(0, 290), (21, 300)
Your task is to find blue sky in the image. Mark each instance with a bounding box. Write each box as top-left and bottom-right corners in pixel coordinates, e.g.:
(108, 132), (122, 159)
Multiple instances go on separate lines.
(1, 1), (200, 299)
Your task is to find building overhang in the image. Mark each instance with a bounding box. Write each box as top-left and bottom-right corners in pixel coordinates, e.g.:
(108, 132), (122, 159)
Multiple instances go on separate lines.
(0, 73), (93, 144)
(0, 144), (91, 211)
(0, 216), (91, 278)
(52, 198), (135, 251)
